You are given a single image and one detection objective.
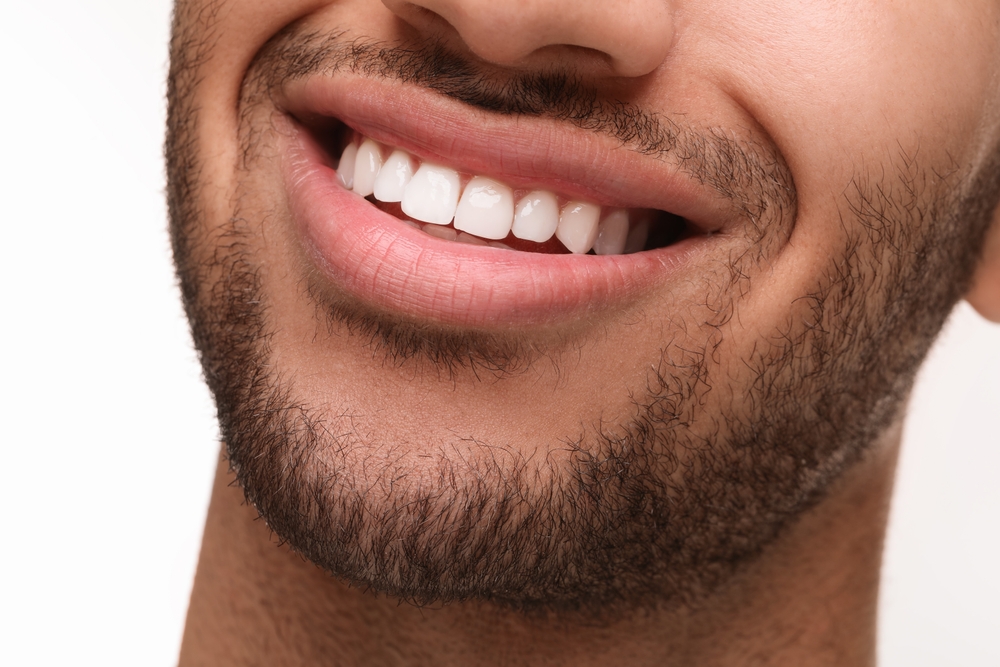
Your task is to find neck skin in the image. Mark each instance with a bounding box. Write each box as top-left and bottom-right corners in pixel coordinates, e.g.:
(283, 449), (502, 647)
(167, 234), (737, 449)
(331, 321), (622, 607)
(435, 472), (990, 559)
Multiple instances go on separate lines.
(179, 423), (900, 667)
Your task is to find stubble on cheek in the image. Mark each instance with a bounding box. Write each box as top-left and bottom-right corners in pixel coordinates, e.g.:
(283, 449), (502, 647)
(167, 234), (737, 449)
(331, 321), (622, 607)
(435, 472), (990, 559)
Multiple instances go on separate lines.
(167, 13), (1000, 614)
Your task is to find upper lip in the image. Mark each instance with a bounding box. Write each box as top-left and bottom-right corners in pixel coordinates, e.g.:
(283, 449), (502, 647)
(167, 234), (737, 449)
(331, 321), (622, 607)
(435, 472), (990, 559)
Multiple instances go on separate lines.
(278, 72), (740, 233)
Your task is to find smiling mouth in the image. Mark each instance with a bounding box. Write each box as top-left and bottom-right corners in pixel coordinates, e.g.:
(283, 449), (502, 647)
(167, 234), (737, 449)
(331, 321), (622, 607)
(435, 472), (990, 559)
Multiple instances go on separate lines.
(279, 74), (733, 327)
(309, 122), (691, 256)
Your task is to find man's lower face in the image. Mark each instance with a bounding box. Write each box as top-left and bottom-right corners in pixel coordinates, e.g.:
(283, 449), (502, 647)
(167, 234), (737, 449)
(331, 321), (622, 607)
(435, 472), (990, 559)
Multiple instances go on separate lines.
(168, 1), (1000, 612)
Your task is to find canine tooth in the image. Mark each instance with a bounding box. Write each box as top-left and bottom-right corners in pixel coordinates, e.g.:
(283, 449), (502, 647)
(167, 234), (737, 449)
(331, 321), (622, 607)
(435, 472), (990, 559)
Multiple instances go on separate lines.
(511, 191), (559, 242)
(373, 149), (415, 203)
(624, 216), (651, 254)
(456, 232), (490, 246)
(424, 224), (458, 241)
(352, 139), (383, 197)
(593, 208), (629, 255)
(402, 163), (461, 225)
(454, 177), (514, 240)
(556, 201), (601, 254)
(337, 142), (358, 189)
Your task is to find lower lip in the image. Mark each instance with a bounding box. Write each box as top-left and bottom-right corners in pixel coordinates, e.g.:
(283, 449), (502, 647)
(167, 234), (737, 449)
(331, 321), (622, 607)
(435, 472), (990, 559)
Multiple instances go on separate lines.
(283, 125), (708, 328)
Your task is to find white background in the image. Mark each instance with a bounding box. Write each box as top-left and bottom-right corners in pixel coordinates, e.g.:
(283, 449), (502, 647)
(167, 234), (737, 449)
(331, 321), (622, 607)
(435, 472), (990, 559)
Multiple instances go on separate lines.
(0, 2), (997, 665)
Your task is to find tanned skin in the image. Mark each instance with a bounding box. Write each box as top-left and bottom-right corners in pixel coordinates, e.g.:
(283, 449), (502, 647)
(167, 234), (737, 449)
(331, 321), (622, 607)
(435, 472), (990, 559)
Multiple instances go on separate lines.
(169, 0), (1000, 664)
(182, 428), (898, 666)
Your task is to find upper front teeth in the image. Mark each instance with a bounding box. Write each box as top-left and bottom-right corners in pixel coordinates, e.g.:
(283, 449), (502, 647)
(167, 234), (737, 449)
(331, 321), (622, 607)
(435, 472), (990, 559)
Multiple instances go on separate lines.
(455, 176), (515, 240)
(373, 149), (415, 203)
(336, 135), (651, 255)
(402, 162), (462, 226)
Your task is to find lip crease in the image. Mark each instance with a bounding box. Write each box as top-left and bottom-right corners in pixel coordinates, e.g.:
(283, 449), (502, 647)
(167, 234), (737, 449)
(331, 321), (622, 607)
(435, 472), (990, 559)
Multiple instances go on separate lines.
(278, 75), (729, 328)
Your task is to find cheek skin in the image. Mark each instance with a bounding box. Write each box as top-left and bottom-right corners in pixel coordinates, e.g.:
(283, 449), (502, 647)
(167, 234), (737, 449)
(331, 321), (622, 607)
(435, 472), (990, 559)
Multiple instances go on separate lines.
(181, 0), (384, 247)
(177, 0), (330, 246)
(679, 0), (1000, 336)
(698, 0), (1000, 217)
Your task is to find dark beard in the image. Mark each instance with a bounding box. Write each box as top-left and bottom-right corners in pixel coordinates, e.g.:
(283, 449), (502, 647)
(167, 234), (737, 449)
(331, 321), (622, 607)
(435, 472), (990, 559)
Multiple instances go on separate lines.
(166, 15), (1000, 615)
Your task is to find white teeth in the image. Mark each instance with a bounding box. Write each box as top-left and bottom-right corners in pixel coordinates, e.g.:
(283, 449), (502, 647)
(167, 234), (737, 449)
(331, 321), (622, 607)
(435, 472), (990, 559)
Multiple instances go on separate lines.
(337, 142), (358, 189)
(511, 191), (559, 242)
(454, 176), (514, 240)
(352, 139), (383, 197)
(341, 133), (667, 255)
(593, 208), (629, 256)
(373, 149), (415, 203)
(556, 201), (601, 254)
(401, 162), (461, 225)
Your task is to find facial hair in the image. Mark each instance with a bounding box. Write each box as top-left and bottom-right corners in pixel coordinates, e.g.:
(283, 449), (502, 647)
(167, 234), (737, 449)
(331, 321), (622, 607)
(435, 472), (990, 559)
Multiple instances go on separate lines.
(166, 16), (1000, 615)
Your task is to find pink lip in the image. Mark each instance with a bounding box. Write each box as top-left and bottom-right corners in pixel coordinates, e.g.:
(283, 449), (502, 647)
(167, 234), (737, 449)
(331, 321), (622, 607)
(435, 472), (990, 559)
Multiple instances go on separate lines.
(279, 76), (728, 328)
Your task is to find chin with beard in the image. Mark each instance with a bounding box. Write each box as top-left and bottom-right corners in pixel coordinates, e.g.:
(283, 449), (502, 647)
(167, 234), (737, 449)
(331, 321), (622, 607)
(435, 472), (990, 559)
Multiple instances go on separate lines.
(167, 25), (1000, 616)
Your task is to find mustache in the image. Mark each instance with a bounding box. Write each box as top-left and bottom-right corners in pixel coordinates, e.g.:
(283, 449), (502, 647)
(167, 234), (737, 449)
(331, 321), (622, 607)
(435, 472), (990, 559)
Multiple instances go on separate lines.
(243, 25), (796, 227)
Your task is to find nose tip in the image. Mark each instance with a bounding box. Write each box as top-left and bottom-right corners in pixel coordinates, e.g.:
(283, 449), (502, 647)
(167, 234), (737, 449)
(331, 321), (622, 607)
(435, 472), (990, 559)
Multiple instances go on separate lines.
(382, 0), (675, 78)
